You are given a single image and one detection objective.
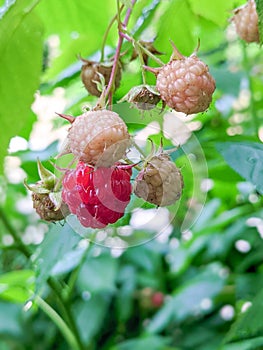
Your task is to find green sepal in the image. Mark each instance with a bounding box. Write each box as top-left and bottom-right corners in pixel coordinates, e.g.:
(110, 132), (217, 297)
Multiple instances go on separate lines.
(37, 159), (56, 190)
(49, 191), (63, 211)
(24, 179), (50, 194)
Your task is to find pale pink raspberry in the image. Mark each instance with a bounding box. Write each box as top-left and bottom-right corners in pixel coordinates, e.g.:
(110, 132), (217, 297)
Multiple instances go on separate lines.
(66, 110), (130, 167)
(232, 0), (259, 43)
(156, 55), (216, 115)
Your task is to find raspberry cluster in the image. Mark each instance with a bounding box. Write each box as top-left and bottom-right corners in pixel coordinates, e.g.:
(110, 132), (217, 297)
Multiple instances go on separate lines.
(56, 108), (132, 227)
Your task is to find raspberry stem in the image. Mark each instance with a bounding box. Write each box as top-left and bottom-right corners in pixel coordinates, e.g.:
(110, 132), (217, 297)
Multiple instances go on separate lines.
(120, 31), (165, 66)
(100, 4), (125, 62)
(0, 206), (31, 258)
(35, 295), (81, 350)
(104, 0), (136, 106)
(134, 41), (147, 84)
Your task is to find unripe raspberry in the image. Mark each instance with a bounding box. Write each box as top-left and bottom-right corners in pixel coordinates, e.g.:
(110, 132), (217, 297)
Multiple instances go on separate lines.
(62, 161), (133, 228)
(62, 110), (130, 167)
(134, 153), (183, 206)
(119, 85), (161, 110)
(25, 160), (69, 222)
(137, 288), (165, 309)
(32, 193), (68, 221)
(155, 45), (215, 114)
(232, 0), (259, 43)
(80, 58), (122, 96)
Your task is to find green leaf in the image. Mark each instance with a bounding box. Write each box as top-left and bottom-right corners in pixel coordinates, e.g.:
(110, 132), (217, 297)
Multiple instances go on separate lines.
(216, 141), (263, 194)
(256, 0), (263, 45)
(51, 247), (86, 276)
(0, 301), (23, 337)
(77, 252), (118, 294)
(120, 0), (132, 7)
(221, 337), (263, 350)
(224, 288), (263, 344)
(0, 0), (15, 18)
(146, 263), (226, 333)
(33, 223), (81, 293)
(116, 265), (136, 322)
(0, 270), (35, 303)
(112, 335), (171, 350)
(74, 294), (110, 346)
(155, 0), (196, 59)
(35, 0), (116, 81)
(13, 141), (59, 163)
(0, 0), (44, 174)
(210, 67), (244, 96)
(188, 0), (241, 27)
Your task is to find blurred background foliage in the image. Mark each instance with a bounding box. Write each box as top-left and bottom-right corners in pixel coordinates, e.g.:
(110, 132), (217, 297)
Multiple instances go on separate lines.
(1, 0), (263, 349)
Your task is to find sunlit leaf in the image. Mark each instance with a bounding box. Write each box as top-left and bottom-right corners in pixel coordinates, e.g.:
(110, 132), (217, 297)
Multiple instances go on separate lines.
(33, 223), (80, 293)
(0, 270), (35, 303)
(0, 0), (43, 174)
(216, 142), (263, 194)
(146, 263), (226, 333)
(224, 288), (263, 343)
(74, 294), (110, 346)
(76, 251), (118, 294)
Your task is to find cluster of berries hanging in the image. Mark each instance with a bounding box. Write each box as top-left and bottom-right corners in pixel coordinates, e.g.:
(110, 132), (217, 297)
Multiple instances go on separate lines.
(26, 0), (260, 229)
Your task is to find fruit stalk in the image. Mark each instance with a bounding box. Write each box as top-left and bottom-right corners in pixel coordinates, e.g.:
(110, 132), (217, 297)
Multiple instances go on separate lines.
(119, 31), (165, 66)
(104, 0), (136, 105)
(35, 296), (81, 350)
(100, 4), (125, 62)
(0, 206), (31, 258)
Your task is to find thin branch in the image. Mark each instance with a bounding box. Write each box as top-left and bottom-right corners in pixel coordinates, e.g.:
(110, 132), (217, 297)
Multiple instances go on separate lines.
(100, 4), (125, 62)
(0, 206), (31, 258)
(35, 295), (81, 350)
(104, 0), (137, 105)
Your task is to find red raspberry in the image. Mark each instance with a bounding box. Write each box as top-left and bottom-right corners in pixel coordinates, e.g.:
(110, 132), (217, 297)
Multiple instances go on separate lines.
(151, 292), (165, 308)
(232, 0), (259, 43)
(62, 161), (132, 228)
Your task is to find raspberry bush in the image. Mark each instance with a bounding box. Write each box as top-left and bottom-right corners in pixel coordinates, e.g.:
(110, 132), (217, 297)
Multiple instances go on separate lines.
(1, 1), (263, 350)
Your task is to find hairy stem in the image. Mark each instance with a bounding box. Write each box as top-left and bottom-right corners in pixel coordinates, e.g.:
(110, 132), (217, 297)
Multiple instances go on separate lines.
(120, 31), (165, 66)
(0, 206), (31, 258)
(36, 295), (81, 350)
(104, 0), (137, 105)
(134, 42), (147, 84)
(100, 4), (125, 62)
